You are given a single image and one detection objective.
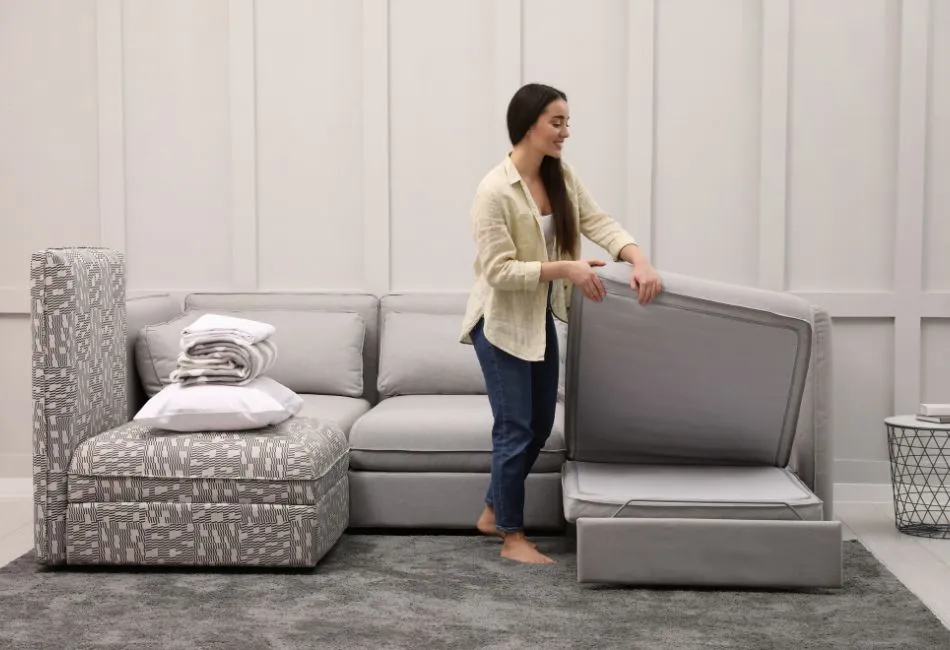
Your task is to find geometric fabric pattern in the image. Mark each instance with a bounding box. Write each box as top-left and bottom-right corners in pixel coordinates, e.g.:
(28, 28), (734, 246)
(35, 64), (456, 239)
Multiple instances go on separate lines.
(31, 247), (350, 567)
(68, 418), (349, 506)
(70, 417), (348, 482)
(65, 476), (348, 567)
(31, 248), (128, 565)
(887, 422), (950, 539)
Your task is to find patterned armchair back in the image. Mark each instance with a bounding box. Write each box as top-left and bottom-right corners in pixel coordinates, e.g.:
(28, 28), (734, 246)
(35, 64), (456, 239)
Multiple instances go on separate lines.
(30, 247), (127, 564)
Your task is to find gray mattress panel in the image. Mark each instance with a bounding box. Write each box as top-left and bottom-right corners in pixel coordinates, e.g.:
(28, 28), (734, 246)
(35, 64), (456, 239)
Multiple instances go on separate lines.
(565, 264), (814, 467)
(561, 461), (824, 522)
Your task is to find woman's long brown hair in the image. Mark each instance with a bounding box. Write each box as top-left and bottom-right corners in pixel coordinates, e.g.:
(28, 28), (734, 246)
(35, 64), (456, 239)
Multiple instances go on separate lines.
(506, 83), (577, 259)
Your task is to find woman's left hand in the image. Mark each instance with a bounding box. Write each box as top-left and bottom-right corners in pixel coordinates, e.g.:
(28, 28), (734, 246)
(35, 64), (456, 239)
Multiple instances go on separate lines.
(631, 264), (662, 305)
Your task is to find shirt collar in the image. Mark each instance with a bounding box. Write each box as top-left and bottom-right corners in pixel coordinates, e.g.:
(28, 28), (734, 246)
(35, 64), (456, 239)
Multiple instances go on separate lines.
(503, 153), (522, 186)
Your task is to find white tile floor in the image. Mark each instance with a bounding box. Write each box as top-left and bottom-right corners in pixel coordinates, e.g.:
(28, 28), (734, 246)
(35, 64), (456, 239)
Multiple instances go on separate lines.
(1, 479), (948, 631)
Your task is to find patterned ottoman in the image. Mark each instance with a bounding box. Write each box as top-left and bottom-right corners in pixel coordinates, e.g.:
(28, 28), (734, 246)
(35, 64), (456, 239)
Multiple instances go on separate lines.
(64, 416), (350, 567)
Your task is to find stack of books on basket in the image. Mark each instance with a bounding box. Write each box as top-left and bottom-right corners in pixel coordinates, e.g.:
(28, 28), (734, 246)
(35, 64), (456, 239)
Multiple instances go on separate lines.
(133, 313), (303, 432)
(916, 403), (950, 425)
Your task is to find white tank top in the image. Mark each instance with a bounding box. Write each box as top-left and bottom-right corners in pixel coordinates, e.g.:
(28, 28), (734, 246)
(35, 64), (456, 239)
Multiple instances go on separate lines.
(541, 214), (555, 257)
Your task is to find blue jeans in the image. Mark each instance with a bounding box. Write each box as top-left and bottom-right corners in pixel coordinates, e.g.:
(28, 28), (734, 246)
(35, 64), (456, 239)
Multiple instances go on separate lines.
(469, 303), (559, 533)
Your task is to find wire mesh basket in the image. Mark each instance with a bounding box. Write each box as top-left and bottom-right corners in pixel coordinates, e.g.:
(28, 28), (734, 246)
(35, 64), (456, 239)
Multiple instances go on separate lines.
(886, 415), (950, 539)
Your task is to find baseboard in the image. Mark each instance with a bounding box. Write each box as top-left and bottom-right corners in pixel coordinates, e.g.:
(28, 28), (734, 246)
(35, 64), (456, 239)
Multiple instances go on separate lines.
(834, 458), (892, 484)
(0, 454), (29, 480)
(833, 482), (893, 504)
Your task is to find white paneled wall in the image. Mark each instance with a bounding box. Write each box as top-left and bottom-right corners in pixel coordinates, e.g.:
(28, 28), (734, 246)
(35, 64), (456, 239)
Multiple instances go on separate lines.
(1, 0), (948, 483)
(122, 1), (234, 291)
(389, 0), (500, 290)
(653, 0), (763, 286)
(255, 0), (365, 292)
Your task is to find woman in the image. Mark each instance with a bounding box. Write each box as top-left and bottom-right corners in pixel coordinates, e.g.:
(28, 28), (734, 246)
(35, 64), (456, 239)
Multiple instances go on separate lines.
(459, 83), (662, 564)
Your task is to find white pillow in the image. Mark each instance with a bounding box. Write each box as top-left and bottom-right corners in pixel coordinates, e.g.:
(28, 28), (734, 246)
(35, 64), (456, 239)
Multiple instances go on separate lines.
(133, 376), (304, 432)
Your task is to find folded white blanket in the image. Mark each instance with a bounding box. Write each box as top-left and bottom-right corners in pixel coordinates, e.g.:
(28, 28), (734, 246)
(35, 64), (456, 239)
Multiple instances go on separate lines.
(181, 313), (276, 346)
(170, 313), (278, 387)
(169, 337), (278, 387)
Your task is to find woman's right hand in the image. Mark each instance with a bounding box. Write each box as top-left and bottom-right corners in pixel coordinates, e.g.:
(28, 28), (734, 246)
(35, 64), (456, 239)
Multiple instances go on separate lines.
(566, 259), (607, 301)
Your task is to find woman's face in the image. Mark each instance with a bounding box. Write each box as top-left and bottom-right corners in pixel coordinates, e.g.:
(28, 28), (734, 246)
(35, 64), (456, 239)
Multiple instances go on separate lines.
(528, 99), (570, 158)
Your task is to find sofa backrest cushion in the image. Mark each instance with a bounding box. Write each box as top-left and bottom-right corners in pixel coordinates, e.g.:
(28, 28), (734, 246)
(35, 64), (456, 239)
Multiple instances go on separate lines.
(564, 264), (814, 468)
(377, 293), (486, 397)
(135, 294), (374, 399)
(183, 293), (378, 400)
(126, 294), (183, 417)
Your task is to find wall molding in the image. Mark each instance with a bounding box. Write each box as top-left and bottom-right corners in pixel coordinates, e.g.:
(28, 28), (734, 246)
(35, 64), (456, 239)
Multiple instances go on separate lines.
(361, 0), (391, 297)
(96, 0), (126, 254)
(0, 0), (130, 317)
(891, 0), (932, 414)
(0, 288), (27, 315)
(492, 0), (521, 152)
(625, 0), (655, 256)
(921, 292), (950, 317)
(757, 0), (790, 292)
(228, 0), (259, 291)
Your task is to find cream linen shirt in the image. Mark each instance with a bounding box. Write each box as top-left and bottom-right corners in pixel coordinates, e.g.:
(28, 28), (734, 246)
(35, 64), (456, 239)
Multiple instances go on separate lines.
(459, 155), (639, 361)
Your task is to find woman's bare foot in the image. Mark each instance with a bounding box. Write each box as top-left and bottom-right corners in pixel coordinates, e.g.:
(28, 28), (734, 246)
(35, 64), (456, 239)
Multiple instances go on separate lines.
(476, 504), (501, 538)
(476, 505), (536, 548)
(501, 532), (556, 564)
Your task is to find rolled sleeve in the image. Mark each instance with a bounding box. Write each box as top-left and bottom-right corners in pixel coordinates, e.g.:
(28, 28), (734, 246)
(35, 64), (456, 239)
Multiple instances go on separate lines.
(471, 186), (543, 291)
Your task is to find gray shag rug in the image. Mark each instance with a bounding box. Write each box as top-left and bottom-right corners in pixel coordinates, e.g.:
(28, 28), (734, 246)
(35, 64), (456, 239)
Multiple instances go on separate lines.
(1, 535), (948, 649)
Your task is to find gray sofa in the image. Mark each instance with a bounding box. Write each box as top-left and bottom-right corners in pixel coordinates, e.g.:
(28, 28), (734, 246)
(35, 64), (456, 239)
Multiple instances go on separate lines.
(128, 290), (565, 532)
(31, 247), (839, 587)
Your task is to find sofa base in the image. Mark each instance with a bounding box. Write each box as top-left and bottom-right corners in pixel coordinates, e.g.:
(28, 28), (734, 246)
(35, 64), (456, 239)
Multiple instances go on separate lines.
(575, 517), (842, 588)
(62, 476), (349, 568)
(347, 471), (564, 530)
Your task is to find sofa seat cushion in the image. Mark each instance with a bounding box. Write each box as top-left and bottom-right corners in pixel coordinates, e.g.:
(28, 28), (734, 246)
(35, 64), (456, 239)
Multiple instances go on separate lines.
(562, 461), (824, 522)
(297, 395), (371, 437)
(348, 395), (565, 472)
(67, 416), (348, 506)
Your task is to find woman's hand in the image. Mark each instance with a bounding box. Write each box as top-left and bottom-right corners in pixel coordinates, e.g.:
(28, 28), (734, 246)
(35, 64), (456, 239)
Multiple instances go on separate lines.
(631, 264), (662, 304)
(566, 259), (607, 302)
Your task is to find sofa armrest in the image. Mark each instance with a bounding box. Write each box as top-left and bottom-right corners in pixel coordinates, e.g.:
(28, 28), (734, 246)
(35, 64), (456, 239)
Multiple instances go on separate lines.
(789, 304), (834, 520)
(31, 247), (128, 564)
